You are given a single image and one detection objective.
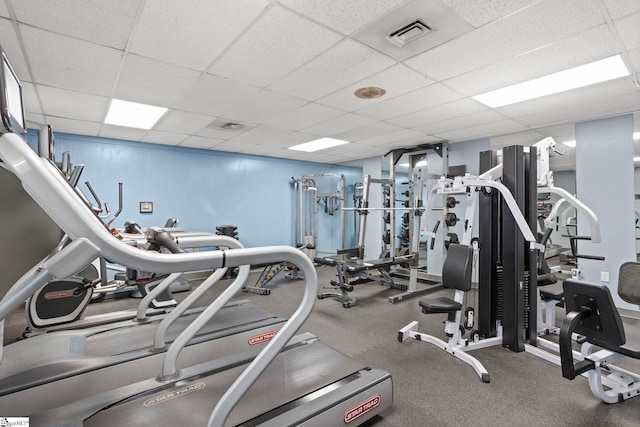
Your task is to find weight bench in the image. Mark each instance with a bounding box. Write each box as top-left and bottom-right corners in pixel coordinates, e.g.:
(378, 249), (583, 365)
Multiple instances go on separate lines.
(315, 250), (413, 308)
(398, 243), (501, 383)
(559, 262), (640, 403)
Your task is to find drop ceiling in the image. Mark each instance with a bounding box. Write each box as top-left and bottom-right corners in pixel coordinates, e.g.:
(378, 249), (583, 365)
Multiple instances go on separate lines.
(1, 0), (638, 170)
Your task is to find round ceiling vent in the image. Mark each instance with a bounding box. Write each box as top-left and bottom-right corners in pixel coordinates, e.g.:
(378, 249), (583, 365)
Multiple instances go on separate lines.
(354, 86), (387, 99)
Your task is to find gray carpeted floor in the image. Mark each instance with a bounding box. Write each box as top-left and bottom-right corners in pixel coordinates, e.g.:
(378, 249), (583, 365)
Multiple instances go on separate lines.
(4, 266), (640, 426)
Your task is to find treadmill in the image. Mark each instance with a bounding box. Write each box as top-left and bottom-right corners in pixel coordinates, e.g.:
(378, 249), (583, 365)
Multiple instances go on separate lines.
(0, 46), (393, 424)
(0, 130), (393, 426)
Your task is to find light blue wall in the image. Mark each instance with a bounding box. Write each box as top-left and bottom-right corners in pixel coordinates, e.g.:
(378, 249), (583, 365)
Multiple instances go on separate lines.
(26, 130), (362, 249)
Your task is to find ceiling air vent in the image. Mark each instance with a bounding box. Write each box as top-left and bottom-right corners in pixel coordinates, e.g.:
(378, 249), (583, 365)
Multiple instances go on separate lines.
(206, 117), (255, 133)
(220, 122), (244, 131)
(387, 19), (432, 47)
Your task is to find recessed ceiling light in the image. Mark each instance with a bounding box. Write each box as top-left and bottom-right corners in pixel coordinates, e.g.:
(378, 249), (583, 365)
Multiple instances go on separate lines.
(354, 87), (386, 99)
(634, 156), (640, 162)
(473, 55), (630, 108)
(105, 99), (168, 129)
(634, 131), (640, 140)
(288, 137), (349, 152)
(563, 140), (576, 147)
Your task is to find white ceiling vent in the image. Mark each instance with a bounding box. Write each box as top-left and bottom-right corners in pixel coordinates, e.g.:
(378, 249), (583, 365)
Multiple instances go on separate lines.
(387, 20), (432, 47)
(207, 117), (255, 132)
(352, 0), (473, 61)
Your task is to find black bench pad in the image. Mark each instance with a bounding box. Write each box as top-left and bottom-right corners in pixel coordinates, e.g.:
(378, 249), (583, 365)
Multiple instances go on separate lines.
(419, 296), (461, 314)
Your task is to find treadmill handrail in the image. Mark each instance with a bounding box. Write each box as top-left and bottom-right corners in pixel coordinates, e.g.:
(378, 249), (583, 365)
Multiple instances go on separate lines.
(0, 133), (321, 425)
(0, 133), (292, 274)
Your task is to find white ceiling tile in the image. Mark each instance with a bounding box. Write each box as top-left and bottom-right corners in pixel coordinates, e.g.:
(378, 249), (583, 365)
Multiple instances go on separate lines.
(21, 25), (121, 96)
(22, 82), (42, 114)
(497, 78), (637, 119)
(113, 55), (201, 107)
(439, 0), (539, 28)
(37, 85), (109, 122)
(352, 128), (428, 147)
(229, 125), (312, 148)
(196, 122), (254, 140)
(98, 124), (148, 141)
(267, 102), (345, 131)
(179, 135), (224, 149)
(141, 130), (188, 146)
(175, 74), (262, 116)
(630, 47), (640, 71)
(336, 121), (403, 142)
(268, 39), (396, 100)
(153, 109), (215, 135)
(0, 2), (9, 17)
(356, 83), (464, 120)
(317, 64), (434, 112)
(208, 5), (342, 87)
(224, 89), (307, 123)
(444, 24), (620, 96)
(414, 109), (507, 135)
(515, 91), (640, 128)
(406, 0), (606, 81)
(26, 113), (44, 130)
(614, 11), (640, 51)
(434, 119), (526, 141)
(12, 0), (140, 49)
(42, 116), (102, 137)
(130, 0), (269, 71)
(0, 19), (29, 79)
(210, 140), (257, 153)
(279, 0), (406, 35)
(238, 145), (282, 156)
(387, 98), (488, 128)
(532, 123), (576, 143)
(302, 113), (378, 136)
(603, 0), (640, 19)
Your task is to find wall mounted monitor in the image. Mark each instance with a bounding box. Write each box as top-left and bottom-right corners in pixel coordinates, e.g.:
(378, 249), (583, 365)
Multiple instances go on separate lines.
(0, 45), (27, 138)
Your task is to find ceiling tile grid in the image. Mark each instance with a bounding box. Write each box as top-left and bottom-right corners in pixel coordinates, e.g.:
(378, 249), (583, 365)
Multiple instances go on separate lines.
(129, 0), (270, 71)
(113, 54), (202, 107)
(355, 83), (464, 121)
(266, 102), (346, 132)
(0, 0), (637, 167)
(614, 11), (640, 51)
(11, 0), (141, 50)
(208, 5), (343, 87)
(316, 64), (434, 112)
(439, 0), (541, 28)
(406, 0), (606, 81)
(443, 24), (622, 96)
(277, 0), (407, 35)
(267, 39), (396, 100)
(37, 85), (109, 122)
(20, 25), (122, 96)
(602, 0), (640, 20)
(387, 98), (488, 129)
(174, 73), (262, 117)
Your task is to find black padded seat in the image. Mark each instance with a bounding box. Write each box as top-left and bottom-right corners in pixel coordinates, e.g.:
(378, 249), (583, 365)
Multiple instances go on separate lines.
(419, 297), (461, 314)
(418, 243), (472, 316)
(539, 281), (564, 302)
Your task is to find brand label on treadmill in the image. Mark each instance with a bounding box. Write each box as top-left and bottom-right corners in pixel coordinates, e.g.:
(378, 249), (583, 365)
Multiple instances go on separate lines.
(44, 290), (73, 299)
(142, 382), (206, 407)
(343, 394), (381, 424)
(248, 330), (277, 345)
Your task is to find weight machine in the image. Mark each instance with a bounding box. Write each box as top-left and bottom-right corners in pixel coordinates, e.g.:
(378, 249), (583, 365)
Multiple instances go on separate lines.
(315, 143), (447, 307)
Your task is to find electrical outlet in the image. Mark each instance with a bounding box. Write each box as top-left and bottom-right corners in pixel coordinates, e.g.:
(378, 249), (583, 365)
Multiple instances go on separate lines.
(601, 270), (610, 283)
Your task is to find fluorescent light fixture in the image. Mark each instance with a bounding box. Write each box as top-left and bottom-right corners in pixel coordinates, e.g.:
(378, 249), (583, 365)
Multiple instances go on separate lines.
(288, 137), (349, 152)
(473, 55), (630, 108)
(634, 132), (640, 140)
(563, 140), (576, 147)
(105, 99), (168, 129)
(634, 156), (640, 162)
